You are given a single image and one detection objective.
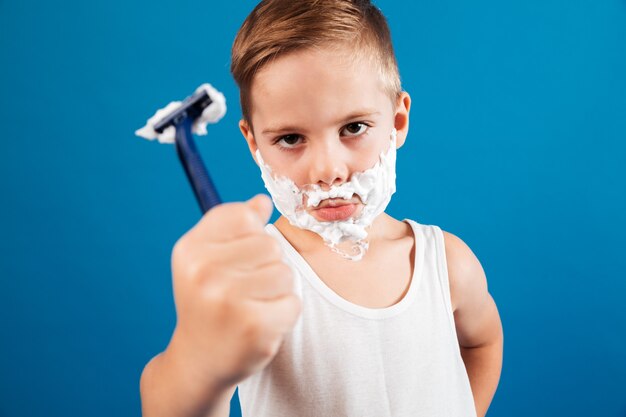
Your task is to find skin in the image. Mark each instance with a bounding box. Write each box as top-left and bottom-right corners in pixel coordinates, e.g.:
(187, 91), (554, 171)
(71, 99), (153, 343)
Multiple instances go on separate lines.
(240, 45), (504, 416)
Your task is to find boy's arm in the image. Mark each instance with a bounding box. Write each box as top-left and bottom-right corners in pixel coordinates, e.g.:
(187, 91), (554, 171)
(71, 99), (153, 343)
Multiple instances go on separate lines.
(140, 344), (235, 417)
(443, 231), (504, 417)
(139, 195), (300, 417)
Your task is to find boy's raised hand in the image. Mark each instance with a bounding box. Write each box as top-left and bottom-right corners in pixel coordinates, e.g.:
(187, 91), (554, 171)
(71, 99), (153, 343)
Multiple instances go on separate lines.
(168, 194), (301, 394)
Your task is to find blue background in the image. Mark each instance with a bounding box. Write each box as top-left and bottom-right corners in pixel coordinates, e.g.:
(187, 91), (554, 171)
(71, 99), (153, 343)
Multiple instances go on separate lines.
(1, 0), (625, 416)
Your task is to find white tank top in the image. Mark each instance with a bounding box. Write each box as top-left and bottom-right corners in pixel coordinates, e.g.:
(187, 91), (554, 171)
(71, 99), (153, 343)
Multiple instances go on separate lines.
(237, 219), (477, 417)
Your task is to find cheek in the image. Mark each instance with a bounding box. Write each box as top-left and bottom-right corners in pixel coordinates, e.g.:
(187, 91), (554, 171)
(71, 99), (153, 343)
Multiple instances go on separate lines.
(354, 150), (382, 172)
(352, 138), (390, 172)
(257, 146), (303, 182)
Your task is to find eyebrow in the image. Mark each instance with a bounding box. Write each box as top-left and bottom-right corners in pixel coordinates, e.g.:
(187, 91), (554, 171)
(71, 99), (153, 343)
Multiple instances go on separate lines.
(261, 109), (381, 135)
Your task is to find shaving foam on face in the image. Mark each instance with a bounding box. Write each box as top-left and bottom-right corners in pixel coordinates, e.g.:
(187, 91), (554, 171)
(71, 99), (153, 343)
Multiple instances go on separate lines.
(135, 83), (227, 144)
(256, 129), (398, 261)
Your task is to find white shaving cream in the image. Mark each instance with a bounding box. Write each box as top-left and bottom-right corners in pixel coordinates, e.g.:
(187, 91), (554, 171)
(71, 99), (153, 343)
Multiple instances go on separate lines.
(135, 83), (227, 144)
(256, 129), (397, 261)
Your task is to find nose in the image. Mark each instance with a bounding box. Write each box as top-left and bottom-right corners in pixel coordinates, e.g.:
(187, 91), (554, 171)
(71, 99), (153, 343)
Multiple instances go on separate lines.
(308, 139), (350, 189)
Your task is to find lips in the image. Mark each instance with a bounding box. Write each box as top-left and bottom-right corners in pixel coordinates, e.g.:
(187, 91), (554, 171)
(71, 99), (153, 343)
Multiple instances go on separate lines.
(314, 204), (357, 221)
(317, 198), (354, 208)
(311, 198), (360, 221)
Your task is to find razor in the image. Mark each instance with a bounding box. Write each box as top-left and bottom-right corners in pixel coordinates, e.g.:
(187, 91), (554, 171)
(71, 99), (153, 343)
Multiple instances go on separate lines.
(136, 84), (226, 214)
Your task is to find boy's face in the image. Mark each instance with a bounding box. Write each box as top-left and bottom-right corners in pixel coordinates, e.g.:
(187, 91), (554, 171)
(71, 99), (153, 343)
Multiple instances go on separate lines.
(240, 46), (410, 222)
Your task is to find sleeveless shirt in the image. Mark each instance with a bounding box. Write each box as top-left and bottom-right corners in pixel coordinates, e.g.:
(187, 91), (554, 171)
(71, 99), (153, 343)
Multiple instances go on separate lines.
(237, 219), (477, 417)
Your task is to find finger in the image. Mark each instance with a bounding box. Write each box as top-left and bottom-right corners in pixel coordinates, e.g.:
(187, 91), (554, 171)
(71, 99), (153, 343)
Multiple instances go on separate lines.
(192, 195), (273, 242)
(217, 234), (284, 271)
(248, 294), (302, 334)
(245, 194), (273, 225)
(234, 262), (295, 300)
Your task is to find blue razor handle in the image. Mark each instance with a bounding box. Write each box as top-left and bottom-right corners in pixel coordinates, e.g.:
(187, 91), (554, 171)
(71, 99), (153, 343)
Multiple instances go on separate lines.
(174, 117), (222, 213)
(154, 90), (222, 214)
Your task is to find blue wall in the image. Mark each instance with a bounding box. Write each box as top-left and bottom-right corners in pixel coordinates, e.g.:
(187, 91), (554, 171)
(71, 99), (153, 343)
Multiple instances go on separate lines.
(1, 0), (625, 416)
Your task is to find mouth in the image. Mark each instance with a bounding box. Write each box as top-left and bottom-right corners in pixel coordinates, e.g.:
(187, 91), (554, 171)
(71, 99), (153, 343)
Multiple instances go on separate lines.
(310, 198), (361, 222)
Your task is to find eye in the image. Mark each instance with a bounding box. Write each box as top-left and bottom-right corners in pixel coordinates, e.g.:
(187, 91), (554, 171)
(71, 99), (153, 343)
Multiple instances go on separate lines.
(340, 122), (369, 137)
(274, 134), (303, 149)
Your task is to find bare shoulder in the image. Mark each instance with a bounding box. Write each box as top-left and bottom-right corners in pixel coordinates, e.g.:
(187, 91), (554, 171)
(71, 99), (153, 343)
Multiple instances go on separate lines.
(441, 230), (487, 312)
(442, 230), (502, 348)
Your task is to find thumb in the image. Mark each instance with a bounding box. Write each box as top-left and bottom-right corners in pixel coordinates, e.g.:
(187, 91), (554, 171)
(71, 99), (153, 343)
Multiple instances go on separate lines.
(246, 194), (274, 225)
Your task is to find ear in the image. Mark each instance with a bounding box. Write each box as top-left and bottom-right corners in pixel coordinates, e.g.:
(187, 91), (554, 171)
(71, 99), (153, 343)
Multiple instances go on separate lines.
(239, 119), (259, 165)
(393, 92), (411, 149)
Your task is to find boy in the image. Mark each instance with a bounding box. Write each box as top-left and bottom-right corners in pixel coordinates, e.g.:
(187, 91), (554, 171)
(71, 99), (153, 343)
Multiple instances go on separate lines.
(140, 1), (503, 416)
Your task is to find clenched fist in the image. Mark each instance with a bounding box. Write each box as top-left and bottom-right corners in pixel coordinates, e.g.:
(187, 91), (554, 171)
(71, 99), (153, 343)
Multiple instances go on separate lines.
(170, 194), (302, 388)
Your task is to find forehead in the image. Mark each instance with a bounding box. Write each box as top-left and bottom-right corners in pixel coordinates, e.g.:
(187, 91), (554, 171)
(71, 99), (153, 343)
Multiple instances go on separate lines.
(249, 47), (390, 129)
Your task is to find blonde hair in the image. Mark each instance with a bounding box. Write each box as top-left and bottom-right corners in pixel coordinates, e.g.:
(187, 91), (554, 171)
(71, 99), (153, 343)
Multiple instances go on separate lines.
(230, 0), (402, 123)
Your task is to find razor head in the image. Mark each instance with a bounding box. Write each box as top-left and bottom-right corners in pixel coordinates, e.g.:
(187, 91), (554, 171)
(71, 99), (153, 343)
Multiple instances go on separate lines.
(153, 90), (213, 133)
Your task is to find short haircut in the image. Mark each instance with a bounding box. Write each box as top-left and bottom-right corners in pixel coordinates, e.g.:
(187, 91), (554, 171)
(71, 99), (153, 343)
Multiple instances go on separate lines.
(230, 0), (402, 123)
